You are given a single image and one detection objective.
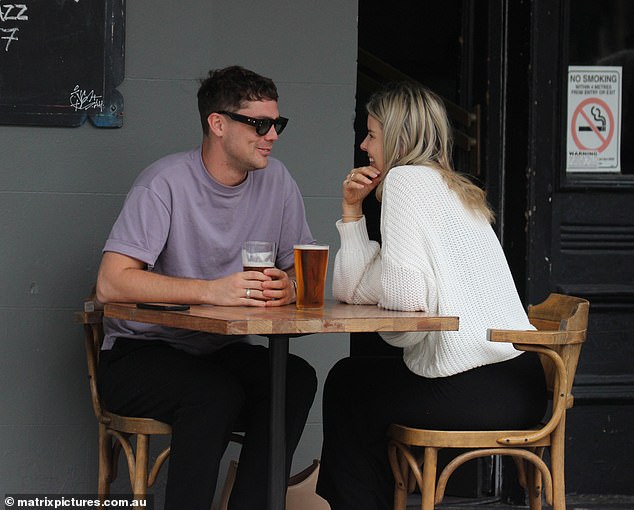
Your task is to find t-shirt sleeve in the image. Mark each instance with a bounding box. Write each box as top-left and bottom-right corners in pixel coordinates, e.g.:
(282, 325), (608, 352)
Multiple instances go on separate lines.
(103, 185), (171, 267)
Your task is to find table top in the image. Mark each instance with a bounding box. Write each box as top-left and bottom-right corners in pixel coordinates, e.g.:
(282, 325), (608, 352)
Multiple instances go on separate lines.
(103, 301), (459, 336)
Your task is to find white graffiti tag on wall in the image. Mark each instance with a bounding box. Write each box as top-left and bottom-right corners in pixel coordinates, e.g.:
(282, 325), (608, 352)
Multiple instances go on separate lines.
(0, 3), (28, 51)
(70, 85), (104, 112)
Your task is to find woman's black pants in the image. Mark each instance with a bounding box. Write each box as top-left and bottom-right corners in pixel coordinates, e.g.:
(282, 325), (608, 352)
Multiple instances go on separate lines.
(316, 352), (547, 510)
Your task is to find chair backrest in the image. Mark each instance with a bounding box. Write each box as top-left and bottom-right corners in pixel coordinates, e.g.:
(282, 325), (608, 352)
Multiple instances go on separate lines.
(526, 293), (589, 407)
(77, 308), (108, 423)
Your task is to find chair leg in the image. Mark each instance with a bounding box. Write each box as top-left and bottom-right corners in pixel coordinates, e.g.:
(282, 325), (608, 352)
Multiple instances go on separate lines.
(550, 423), (567, 510)
(526, 461), (543, 510)
(421, 447), (438, 510)
(98, 423), (112, 499)
(394, 481), (408, 510)
(132, 434), (149, 499)
(512, 455), (528, 489)
(388, 442), (409, 510)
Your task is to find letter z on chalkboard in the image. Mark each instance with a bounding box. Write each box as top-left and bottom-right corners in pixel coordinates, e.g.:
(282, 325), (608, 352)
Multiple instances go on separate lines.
(0, 0), (125, 127)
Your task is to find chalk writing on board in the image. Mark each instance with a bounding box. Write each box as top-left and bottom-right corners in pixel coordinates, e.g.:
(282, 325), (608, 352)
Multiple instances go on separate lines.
(70, 85), (104, 112)
(0, 4), (28, 52)
(0, 0), (125, 127)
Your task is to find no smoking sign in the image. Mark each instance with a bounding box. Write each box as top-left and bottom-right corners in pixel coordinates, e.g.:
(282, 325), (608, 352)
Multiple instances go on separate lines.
(566, 67), (622, 173)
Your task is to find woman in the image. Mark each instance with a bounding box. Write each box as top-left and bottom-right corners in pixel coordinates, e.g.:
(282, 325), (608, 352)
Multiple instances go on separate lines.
(316, 82), (547, 510)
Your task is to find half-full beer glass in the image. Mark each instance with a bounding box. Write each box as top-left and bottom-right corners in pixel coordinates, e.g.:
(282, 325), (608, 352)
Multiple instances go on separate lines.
(294, 244), (329, 309)
(242, 241), (276, 272)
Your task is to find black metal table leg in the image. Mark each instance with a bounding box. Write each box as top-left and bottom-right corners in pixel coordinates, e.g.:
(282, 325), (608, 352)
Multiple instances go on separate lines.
(268, 334), (289, 510)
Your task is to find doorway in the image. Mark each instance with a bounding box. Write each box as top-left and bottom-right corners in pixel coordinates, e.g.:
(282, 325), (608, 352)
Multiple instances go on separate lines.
(353, 0), (500, 500)
(354, 0), (634, 499)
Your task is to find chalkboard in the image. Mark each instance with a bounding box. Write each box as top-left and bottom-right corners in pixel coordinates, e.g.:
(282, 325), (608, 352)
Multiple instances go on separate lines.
(0, 0), (125, 128)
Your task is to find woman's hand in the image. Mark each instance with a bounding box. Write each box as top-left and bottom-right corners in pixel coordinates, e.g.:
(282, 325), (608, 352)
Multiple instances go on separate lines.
(342, 166), (381, 219)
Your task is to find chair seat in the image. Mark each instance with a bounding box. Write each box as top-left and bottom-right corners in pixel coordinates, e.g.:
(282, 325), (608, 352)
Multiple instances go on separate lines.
(389, 423), (552, 448)
(103, 411), (172, 435)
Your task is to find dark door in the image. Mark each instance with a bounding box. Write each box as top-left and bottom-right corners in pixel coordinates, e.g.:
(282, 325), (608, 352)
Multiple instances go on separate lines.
(523, 0), (634, 495)
(355, 0), (506, 500)
(356, 0), (634, 500)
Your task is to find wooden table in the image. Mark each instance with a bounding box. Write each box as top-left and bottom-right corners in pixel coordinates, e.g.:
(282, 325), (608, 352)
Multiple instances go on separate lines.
(104, 301), (459, 510)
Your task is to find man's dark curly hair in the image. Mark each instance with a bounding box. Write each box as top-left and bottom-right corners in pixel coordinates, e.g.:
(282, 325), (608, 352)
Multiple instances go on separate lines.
(197, 66), (279, 134)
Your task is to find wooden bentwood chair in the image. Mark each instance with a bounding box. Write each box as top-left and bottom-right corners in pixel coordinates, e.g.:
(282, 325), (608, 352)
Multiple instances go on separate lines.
(77, 306), (172, 499)
(387, 293), (589, 510)
(77, 302), (244, 499)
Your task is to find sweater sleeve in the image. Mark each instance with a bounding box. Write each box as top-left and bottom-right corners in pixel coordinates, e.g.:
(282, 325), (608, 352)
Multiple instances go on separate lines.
(332, 217), (383, 304)
(378, 169), (438, 312)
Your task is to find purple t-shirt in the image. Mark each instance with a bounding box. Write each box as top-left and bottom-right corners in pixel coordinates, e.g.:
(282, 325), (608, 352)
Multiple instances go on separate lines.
(102, 147), (314, 354)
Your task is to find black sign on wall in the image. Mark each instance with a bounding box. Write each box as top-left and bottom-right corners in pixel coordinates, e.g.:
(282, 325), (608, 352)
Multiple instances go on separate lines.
(0, 0), (125, 128)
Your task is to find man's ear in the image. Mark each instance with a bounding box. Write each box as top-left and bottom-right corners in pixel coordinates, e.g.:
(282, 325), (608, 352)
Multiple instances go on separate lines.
(207, 112), (224, 136)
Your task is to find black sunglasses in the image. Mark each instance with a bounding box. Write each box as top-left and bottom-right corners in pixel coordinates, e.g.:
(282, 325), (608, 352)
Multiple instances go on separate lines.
(216, 111), (289, 136)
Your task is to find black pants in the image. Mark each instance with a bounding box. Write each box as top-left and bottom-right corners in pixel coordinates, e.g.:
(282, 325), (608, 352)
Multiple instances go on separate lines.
(98, 338), (317, 510)
(316, 352), (547, 510)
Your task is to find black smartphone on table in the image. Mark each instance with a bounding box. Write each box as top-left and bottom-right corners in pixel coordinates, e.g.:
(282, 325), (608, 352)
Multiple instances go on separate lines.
(136, 303), (190, 311)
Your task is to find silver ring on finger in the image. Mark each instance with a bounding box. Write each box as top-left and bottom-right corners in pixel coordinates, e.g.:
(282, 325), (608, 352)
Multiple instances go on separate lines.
(245, 288), (251, 299)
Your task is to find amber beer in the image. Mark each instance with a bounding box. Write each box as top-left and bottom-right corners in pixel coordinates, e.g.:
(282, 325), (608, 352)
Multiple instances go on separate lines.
(294, 244), (329, 309)
(243, 263), (274, 272)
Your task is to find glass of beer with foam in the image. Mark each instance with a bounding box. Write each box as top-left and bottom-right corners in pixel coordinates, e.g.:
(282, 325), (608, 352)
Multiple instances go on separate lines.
(242, 241), (276, 272)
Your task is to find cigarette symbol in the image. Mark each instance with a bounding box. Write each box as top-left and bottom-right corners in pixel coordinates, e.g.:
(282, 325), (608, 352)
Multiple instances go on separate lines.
(579, 106), (606, 132)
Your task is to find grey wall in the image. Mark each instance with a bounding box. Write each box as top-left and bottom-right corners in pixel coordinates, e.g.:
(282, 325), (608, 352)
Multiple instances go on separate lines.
(0, 1), (358, 504)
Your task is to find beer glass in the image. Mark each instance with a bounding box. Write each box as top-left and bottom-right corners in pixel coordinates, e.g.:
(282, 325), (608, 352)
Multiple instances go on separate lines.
(242, 241), (276, 272)
(294, 244), (329, 309)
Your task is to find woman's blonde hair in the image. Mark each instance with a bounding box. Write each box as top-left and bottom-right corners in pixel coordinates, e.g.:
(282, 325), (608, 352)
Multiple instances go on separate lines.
(367, 82), (493, 223)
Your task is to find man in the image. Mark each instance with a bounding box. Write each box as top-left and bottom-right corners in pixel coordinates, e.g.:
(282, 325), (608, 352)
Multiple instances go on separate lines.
(96, 66), (317, 510)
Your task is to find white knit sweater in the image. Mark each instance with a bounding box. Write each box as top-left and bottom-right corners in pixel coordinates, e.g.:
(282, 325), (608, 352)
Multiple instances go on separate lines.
(333, 165), (533, 377)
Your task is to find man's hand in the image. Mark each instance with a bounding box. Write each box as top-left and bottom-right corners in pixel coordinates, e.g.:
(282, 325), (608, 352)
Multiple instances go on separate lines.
(202, 270), (272, 307)
(260, 268), (295, 306)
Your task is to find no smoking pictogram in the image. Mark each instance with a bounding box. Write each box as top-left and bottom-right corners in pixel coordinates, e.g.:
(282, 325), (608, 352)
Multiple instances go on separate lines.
(571, 97), (614, 153)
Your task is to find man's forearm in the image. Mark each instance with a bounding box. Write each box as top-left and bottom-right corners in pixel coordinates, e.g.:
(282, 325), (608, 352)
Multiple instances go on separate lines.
(97, 267), (210, 304)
